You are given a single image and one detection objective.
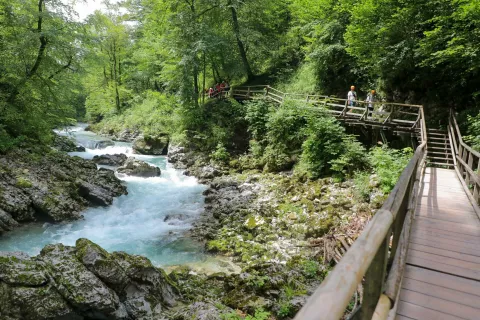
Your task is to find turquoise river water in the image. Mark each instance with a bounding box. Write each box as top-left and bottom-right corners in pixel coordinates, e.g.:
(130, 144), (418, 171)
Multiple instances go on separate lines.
(0, 125), (210, 267)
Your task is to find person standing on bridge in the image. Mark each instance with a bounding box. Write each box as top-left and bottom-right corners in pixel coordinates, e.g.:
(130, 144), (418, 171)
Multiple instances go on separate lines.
(365, 89), (377, 111)
(347, 85), (357, 112)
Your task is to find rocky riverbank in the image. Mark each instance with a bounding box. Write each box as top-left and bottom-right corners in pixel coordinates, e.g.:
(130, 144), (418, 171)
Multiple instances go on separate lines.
(0, 149), (127, 233)
(164, 144), (385, 319)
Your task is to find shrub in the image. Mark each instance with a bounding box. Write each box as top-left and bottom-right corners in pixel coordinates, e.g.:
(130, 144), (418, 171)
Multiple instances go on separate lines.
(353, 171), (372, 202)
(368, 146), (413, 192)
(245, 99), (273, 145)
(330, 136), (369, 176)
(211, 143), (230, 164)
(299, 116), (345, 178)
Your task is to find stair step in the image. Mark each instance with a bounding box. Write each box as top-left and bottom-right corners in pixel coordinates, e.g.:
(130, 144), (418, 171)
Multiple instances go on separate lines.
(427, 162), (455, 167)
(427, 157), (453, 162)
(428, 146), (452, 150)
(428, 151), (453, 155)
(429, 141), (450, 145)
(427, 132), (448, 136)
(427, 155), (453, 161)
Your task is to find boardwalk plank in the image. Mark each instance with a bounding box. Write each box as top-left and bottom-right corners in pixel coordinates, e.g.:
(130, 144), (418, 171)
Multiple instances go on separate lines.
(415, 211), (478, 224)
(396, 301), (464, 320)
(399, 289), (480, 320)
(408, 243), (480, 264)
(414, 218), (480, 237)
(403, 265), (480, 296)
(406, 255), (480, 281)
(411, 226), (480, 244)
(408, 249), (480, 271)
(402, 278), (480, 309)
(409, 236), (480, 256)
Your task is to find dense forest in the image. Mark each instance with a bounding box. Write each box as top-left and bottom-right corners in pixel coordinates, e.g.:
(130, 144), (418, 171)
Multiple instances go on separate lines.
(1, 0), (480, 153)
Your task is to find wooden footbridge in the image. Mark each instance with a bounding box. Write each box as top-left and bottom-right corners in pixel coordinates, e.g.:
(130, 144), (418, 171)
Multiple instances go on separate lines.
(229, 86), (480, 320)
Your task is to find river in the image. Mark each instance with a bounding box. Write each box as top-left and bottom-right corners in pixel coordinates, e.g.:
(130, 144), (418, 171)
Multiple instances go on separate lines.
(0, 124), (213, 268)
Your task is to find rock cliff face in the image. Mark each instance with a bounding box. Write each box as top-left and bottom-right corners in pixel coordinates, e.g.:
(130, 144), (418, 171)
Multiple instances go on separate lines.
(0, 150), (127, 233)
(0, 239), (179, 320)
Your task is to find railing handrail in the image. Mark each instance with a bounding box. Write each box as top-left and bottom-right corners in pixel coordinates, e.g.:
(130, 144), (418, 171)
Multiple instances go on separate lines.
(294, 141), (426, 320)
(448, 110), (480, 213)
(231, 85), (423, 108)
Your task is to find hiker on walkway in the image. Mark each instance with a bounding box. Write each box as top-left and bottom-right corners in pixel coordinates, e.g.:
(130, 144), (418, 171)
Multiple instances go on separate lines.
(347, 86), (357, 106)
(347, 85), (357, 113)
(208, 87), (214, 98)
(365, 89), (377, 111)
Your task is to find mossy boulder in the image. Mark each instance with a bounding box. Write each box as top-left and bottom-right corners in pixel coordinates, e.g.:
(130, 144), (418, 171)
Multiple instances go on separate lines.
(133, 135), (169, 155)
(116, 157), (161, 178)
(39, 243), (128, 319)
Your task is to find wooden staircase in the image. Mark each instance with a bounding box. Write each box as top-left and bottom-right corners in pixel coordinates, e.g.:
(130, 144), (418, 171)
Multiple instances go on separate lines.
(426, 128), (454, 168)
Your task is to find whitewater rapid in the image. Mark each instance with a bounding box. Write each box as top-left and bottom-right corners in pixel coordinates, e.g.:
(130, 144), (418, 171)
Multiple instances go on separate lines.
(0, 125), (209, 267)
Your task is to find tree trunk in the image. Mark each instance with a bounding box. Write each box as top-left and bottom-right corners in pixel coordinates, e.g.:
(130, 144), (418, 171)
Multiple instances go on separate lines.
(229, 4), (254, 81)
(193, 62), (199, 108)
(202, 51), (206, 104)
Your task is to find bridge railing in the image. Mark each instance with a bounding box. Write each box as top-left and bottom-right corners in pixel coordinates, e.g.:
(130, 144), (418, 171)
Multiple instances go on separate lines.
(279, 95), (426, 318)
(231, 85), (423, 132)
(448, 110), (480, 208)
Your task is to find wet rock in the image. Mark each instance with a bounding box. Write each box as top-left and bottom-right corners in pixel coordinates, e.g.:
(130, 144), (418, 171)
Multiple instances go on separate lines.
(115, 128), (140, 142)
(174, 302), (233, 320)
(39, 243), (127, 319)
(0, 150), (127, 232)
(0, 252), (78, 320)
(133, 135), (169, 155)
(0, 209), (19, 232)
(52, 135), (77, 152)
(76, 145), (86, 152)
(95, 140), (115, 149)
(110, 251), (179, 318)
(0, 240), (180, 319)
(92, 153), (128, 166)
(77, 179), (115, 206)
(117, 157), (161, 178)
(163, 214), (189, 223)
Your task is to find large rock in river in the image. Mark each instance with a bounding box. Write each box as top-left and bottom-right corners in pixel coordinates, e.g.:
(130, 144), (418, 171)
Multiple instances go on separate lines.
(0, 239), (179, 320)
(133, 135), (169, 155)
(92, 154), (128, 166)
(117, 157), (161, 178)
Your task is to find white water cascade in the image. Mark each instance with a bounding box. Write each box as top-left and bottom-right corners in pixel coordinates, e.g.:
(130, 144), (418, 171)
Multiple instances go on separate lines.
(0, 125), (210, 267)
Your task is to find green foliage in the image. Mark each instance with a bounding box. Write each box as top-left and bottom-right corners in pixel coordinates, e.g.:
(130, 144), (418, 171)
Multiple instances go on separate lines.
(299, 115), (346, 178)
(353, 171), (372, 202)
(368, 146), (413, 193)
(465, 112), (480, 151)
(245, 99), (273, 144)
(330, 136), (369, 176)
(16, 177), (33, 188)
(90, 91), (176, 136)
(211, 144), (231, 164)
(221, 308), (271, 320)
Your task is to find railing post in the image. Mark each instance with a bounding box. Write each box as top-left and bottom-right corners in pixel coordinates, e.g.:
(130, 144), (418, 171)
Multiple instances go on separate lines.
(466, 152), (473, 186)
(474, 162), (480, 203)
(355, 235), (390, 320)
(247, 86), (251, 98)
(264, 86), (269, 97)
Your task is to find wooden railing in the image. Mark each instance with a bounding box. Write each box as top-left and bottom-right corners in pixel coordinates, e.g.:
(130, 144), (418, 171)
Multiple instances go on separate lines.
(231, 85), (423, 132)
(291, 106), (427, 318)
(448, 110), (480, 209)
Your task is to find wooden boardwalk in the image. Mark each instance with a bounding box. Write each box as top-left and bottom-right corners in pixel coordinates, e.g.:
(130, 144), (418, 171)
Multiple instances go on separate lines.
(395, 167), (480, 320)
